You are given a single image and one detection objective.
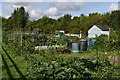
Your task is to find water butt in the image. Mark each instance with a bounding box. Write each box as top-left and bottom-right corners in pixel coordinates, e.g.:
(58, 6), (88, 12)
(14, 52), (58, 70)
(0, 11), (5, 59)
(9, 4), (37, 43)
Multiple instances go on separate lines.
(72, 43), (79, 53)
(87, 38), (96, 47)
(79, 39), (87, 51)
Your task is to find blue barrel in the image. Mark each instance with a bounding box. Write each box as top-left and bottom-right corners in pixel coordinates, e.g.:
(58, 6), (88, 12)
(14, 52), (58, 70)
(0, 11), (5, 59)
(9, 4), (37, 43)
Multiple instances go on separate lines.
(57, 34), (61, 39)
(79, 40), (87, 51)
(72, 43), (79, 53)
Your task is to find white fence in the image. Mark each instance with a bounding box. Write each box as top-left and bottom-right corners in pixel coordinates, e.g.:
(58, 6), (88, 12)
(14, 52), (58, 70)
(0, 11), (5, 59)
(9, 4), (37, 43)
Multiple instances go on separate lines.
(64, 34), (82, 38)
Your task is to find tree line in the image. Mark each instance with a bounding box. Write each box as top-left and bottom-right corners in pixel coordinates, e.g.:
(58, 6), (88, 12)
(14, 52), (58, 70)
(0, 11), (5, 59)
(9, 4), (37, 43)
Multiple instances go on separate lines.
(1, 6), (120, 43)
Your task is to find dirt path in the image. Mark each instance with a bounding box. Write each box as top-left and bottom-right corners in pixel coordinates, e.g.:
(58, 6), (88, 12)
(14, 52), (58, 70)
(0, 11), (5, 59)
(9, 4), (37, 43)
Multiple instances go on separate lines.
(74, 54), (120, 65)
(108, 56), (120, 65)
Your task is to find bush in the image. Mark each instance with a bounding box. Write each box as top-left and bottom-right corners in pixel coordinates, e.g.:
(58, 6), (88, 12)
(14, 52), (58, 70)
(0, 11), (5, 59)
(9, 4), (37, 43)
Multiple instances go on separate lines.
(94, 34), (110, 51)
(56, 46), (71, 54)
(94, 34), (120, 51)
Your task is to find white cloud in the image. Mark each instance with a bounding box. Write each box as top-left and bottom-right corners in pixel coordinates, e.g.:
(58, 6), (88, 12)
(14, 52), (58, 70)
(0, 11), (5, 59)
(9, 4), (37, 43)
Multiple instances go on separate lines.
(11, 2), (39, 11)
(46, 7), (60, 16)
(0, 3), (2, 17)
(29, 7), (62, 20)
(0, 12), (2, 17)
(108, 3), (118, 12)
(2, 2), (85, 20)
(1, 0), (120, 20)
(54, 0), (85, 2)
(2, 0), (120, 2)
(2, 2), (39, 19)
(2, 4), (14, 18)
(54, 2), (84, 11)
(30, 2), (84, 19)
(2, 0), (46, 2)
(54, 0), (120, 2)
(30, 9), (44, 20)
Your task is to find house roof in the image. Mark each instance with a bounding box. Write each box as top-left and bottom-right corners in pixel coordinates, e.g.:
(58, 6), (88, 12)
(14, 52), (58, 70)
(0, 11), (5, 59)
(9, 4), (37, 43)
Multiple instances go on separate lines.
(96, 25), (110, 31)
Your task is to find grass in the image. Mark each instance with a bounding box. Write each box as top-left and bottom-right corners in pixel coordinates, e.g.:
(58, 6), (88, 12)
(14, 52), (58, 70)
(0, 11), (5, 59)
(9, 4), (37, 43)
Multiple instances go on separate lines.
(2, 47), (32, 78)
(2, 51), (19, 78)
(58, 50), (119, 58)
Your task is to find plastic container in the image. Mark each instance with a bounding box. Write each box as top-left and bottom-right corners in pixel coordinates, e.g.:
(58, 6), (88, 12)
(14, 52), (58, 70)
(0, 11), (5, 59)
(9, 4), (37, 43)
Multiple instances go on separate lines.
(72, 43), (79, 53)
(57, 34), (61, 39)
(79, 39), (87, 51)
(87, 38), (96, 47)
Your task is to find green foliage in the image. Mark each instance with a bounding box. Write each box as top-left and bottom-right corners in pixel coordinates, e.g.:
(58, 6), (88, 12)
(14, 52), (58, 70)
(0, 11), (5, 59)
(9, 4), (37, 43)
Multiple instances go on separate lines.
(32, 16), (56, 34)
(61, 35), (80, 43)
(2, 8), (119, 37)
(94, 34), (109, 50)
(2, 38), (120, 79)
(94, 34), (120, 51)
(109, 10), (120, 44)
(10, 6), (29, 29)
(56, 46), (71, 54)
(25, 55), (114, 79)
(32, 12), (110, 35)
(2, 6), (120, 79)
(2, 33), (39, 55)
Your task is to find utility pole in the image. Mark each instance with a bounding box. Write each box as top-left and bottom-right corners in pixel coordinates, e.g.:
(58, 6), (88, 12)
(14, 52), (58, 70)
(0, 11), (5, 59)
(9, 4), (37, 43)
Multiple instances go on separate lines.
(108, 28), (111, 41)
(21, 28), (23, 46)
(80, 31), (82, 38)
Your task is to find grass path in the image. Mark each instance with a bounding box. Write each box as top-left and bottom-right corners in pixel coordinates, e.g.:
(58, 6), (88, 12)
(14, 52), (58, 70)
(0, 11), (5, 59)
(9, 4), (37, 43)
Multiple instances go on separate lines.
(2, 47), (26, 79)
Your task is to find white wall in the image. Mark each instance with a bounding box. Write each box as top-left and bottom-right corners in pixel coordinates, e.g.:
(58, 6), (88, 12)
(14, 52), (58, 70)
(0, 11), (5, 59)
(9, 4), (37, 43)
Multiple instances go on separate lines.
(101, 31), (109, 35)
(88, 25), (109, 38)
(88, 25), (102, 38)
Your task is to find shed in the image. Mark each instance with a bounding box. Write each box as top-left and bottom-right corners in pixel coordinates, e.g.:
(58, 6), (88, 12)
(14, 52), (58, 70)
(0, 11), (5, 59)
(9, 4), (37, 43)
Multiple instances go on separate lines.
(88, 25), (110, 38)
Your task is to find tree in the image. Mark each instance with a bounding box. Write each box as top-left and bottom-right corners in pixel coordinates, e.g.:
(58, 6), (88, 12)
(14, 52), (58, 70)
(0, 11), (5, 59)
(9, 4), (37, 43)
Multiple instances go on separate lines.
(10, 6), (29, 46)
(11, 6), (29, 30)
(55, 14), (72, 32)
(19, 7), (29, 30)
(33, 16), (56, 34)
(109, 10), (120, 44)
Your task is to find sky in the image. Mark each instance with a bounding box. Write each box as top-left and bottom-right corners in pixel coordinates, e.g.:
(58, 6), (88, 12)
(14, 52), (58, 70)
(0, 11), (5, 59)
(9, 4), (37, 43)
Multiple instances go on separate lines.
(0, 0), (120, 20)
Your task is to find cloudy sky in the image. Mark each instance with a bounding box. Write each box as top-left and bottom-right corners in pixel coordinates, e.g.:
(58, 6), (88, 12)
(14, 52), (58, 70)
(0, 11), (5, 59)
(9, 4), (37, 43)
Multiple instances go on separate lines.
(1, 0), (120, 20)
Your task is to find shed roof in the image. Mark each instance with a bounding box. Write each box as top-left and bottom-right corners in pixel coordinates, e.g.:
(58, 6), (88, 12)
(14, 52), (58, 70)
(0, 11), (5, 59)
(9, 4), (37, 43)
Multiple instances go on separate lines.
(96, 25), (110, 31)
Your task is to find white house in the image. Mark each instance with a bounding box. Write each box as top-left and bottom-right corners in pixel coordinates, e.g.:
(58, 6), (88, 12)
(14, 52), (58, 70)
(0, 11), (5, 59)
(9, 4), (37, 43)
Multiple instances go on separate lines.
(88, 25), (110, 38)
